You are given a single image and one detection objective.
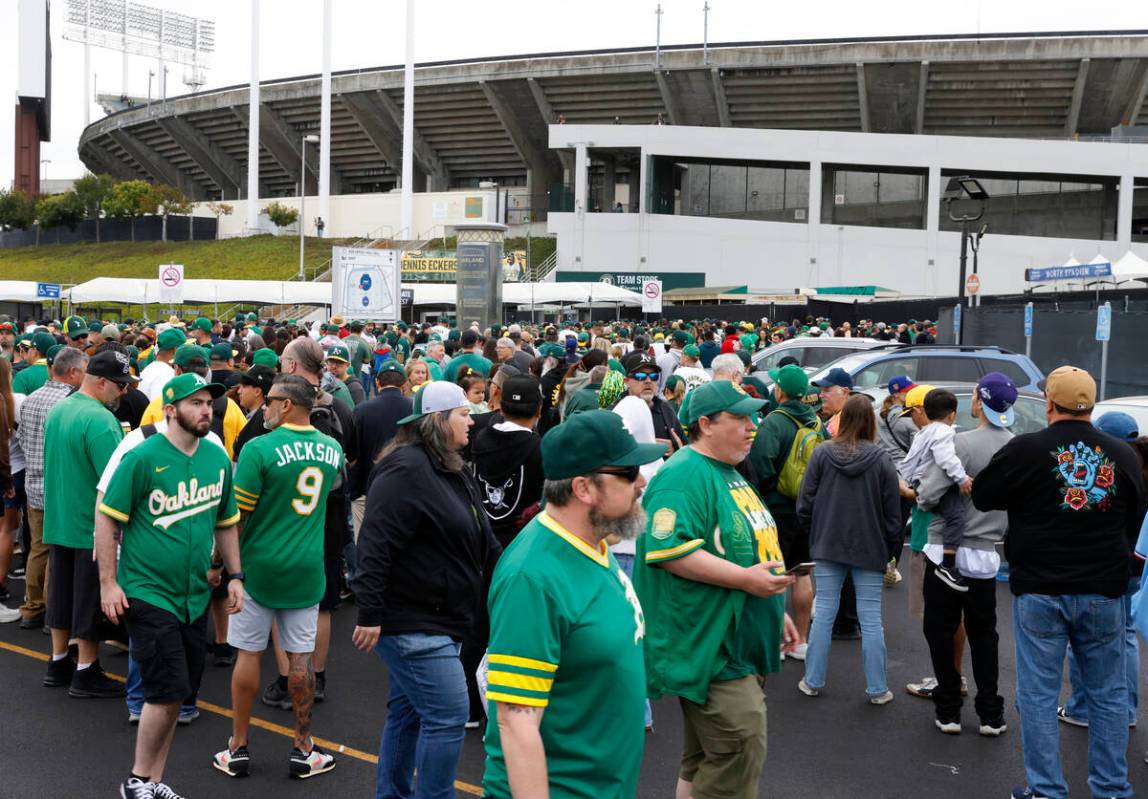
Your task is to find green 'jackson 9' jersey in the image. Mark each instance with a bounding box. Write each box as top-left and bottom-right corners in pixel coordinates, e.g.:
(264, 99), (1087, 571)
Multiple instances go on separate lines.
(634, 445), (786, 705)
(232, 423), (342, 608)
(482, 512), (647, 799)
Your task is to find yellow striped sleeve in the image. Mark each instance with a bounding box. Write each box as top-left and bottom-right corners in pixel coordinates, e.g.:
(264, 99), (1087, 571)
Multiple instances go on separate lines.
(487, 654), (558, 673)
(488, 691), (548, 708)
(216, 511), (241, 528)
(234, 486), (259, 501)
(487, 671), (554, 693)
(645, 538), (705, 563)
(235, 499), (256, 512)
(486, 652), (558, 707)
(98, 503), (130, 523)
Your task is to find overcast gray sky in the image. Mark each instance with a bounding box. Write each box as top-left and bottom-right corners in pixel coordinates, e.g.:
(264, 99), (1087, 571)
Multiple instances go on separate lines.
(2, 0), (1145, 189)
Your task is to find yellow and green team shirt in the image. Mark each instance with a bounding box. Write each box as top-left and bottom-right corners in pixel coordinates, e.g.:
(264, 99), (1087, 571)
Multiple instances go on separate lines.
(43, 392), (124, 549)
(634, 445), (786, 705)
(12, 360), (49, 395)
(99, 433), (240, 623)
(232, 423), (342, 608)
(483, 512), (646, 799)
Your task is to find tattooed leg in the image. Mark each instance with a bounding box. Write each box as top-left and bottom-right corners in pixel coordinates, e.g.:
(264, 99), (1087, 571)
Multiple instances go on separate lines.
(287, 651), (315, 752)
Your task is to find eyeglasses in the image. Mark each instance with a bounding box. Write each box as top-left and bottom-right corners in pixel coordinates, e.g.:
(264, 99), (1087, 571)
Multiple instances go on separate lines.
(265, 395), (289, 405)
(593, 465), (641, 482)
(629, 372), (659, 382)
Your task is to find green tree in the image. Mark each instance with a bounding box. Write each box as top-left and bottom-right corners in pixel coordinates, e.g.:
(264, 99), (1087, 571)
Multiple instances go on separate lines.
(0, 189), (38, 231)
(37, 191), (87, 234)
(264, 200), (299, 229)
(153, 184), (193, 242)
(206, 200), (233, 240)
(73, 173), (118, 242)
(103, 180), (158, 242)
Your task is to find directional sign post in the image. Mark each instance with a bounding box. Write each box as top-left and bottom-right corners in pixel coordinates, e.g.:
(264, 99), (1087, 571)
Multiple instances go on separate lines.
(1023, 302), (1034, 359)
(1096, 301), (1111, 401)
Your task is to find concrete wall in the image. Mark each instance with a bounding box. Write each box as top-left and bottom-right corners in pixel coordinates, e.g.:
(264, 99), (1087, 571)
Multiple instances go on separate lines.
(550, 124), (1148, 296)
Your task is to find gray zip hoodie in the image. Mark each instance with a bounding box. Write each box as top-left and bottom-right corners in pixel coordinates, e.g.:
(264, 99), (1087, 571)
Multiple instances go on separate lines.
(917, 424), (1012, 552)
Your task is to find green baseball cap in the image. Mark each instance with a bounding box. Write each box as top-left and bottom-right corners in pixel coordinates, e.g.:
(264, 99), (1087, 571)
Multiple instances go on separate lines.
(156, 328), (187, 351)
(246, 312), (258, 322)
(375, 361), (406, 378)
(679, 380), (765, 427)
(30, 331), (56, 356)
(45, 344), (66, 365)
(210, 342), (236, 361)
(577, 331), (589, 343)
(768, 364), (809, 398)
(64, 316), (88, 340)
(88, 320), (104, 333)
(397, 381), (469, 425)
(190, 317), (213, 333)
(173, 343), (208, 367)
(161, 373), (226, 405)
(325, 344), (350, 363)
(14, 334), (31, 350)
(251, 348), (279, 369)
(671, 330), (690, 346)
(682, 344), (701, 359)
(541, 410), (666, 480)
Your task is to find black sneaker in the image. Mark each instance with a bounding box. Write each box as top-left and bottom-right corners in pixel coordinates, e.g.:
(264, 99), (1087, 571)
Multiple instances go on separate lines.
(7, 566), (25, 580)
(119, 777), (154, 799)
(43, 655), (76, 687)
(212, 741), (252, 778)
(261, 678), (292, 710)
(978, 716), (1007, 736)
(935, 715), (961, 735)
(934, 564), (970, 593)
(314, 672), (326, 703)
(0, 586), (9, 603)
(289, 744), (336, 779)
(213, 642), (236, 667)
(68, 661), (126, 698)
(150, 782), (185, 799)
(18, 612), (44, 630)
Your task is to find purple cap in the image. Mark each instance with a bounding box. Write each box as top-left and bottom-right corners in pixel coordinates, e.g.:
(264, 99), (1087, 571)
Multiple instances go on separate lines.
(813, 367), (854, 391)
(976, 372), (1018, 428)
(887, 375), (916, 396)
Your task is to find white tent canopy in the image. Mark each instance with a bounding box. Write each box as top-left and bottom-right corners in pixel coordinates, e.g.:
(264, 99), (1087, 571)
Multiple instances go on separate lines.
(1112, 250), (1148, 281)
(0, 281), (51, 303)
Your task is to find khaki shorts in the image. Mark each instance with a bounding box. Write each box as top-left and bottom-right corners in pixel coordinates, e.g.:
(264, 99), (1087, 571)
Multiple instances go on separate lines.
(908, 550), (926, 620)
(679, 675), (767, 799)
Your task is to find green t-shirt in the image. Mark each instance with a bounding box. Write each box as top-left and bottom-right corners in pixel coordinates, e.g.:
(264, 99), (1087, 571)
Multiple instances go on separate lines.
(634, 446), (786, 705)
(342, 334), (371, 376)
(233, 423), (342, 608)
(43, 392), (124, 549)
(483, 512), (646, 798)
(326, 379), (354, 411)
(426, 359), (444, 382)
(909, 506), (933, 552)
(12, 361), (49, 395)
(444, 351), (493, 383)
(99, 433), (240, 622)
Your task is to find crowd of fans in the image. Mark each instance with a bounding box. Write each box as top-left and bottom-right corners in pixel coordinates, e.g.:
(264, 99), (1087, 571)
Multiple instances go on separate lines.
(0, 309), (1144, 799)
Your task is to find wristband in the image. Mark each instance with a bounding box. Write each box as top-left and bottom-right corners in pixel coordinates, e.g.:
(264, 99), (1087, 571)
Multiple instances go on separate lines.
(229, 571), (246, 583)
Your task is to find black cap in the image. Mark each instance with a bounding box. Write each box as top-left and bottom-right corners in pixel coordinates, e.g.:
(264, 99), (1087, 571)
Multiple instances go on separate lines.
(623, 352), (660, 376)
(238, 364), (276, 395)
(87, 349), (139, 385)
(502, 374), (543, 405)
(461, 329), (481, 348)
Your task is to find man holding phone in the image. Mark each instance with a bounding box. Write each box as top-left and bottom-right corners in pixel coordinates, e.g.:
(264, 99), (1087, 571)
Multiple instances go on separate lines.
(635, 381), (798, 799)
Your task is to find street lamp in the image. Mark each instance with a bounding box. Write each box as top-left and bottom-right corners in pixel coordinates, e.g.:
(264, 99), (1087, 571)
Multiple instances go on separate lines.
(944, 175), (989, 340)
(40, 159), (51, 184)
(299, 133), (320, 280)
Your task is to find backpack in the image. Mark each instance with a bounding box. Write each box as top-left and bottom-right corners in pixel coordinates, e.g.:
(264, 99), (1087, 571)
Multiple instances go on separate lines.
(309, 394), (347, 492)
(769, 409), (825, 500)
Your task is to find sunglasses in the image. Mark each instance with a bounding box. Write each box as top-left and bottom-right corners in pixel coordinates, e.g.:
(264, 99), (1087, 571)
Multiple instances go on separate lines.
(629, 372), (659, 382)
(593, 465), (641, 482)
(265, 395), (290, 405)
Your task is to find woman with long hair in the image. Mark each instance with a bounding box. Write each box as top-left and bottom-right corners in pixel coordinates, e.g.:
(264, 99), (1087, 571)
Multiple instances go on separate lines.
(404, 359), (430, 397)
(795, 394), (902, 704)
(351, 381), (500, 797)
(0, 358), (18, 620)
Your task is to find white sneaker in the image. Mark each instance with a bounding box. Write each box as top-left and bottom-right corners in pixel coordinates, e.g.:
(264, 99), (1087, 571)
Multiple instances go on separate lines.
(0, 606), (21, 623)
(869, 690), (894, 705)
(797, 679), (820, 697)
(787, 643), (808, 661)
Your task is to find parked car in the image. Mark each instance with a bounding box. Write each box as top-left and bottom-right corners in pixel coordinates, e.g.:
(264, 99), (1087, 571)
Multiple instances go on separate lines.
(1092, 396), (1148, 435)
(751, 337), (885, 375)
(860, 381), (1049, 435)
(808, 344), (1045, 393)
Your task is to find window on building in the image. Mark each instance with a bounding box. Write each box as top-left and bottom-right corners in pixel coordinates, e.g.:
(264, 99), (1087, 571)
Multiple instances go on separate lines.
(821, 165), (929, 230)
(648, 156), (810, 223)
(1133, 178), (1148, 243)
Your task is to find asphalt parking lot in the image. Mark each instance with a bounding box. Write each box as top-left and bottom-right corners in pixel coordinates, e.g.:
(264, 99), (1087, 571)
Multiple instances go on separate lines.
(2, 576), (1145, 798)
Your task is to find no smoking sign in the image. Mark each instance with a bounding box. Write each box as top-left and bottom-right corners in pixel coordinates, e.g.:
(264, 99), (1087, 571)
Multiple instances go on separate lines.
(158, 263), (185, 303)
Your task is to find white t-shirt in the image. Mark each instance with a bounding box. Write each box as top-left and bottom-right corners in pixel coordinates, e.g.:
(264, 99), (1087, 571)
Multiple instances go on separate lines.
(674, 365), (711, 392)
(609, 396), (665, 556)
(137, 360), (176, 402)
(97, 421), (226, 494)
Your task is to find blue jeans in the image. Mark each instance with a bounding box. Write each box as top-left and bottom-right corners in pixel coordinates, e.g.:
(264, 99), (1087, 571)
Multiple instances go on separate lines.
(803, 561), (887, 696)
(613, 553), (654, 728)
(125, 651), (196, 717)
(361, 371), (374, 399)
(1062, 577), (1140, 726)
(374, 633), (469, 799)
(1013, 593), (1132, 799)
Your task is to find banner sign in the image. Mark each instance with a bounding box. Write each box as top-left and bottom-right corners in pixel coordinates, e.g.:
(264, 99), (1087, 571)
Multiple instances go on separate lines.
(400, 288), (414, 307)
(1025, 262), (1112, 282)
(401, 250), (526, 282)
(556, 271), (706, 291)
(158, 263), (184, 303)
(331, 247), (400, 322)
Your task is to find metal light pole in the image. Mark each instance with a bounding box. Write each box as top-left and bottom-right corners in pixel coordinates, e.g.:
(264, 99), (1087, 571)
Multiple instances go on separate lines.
(969, 222), (988, 307)
(299, 134), (320, 280)
(703, 2), (711, 66)
(943, 176), (988, 343)
(655, 4), (663, 70)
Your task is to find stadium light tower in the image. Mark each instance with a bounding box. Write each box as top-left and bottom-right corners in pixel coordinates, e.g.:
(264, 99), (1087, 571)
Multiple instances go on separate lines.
(400, 0), (415, 240)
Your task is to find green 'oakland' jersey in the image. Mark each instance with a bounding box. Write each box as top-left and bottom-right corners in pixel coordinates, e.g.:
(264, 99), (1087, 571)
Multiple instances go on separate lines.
(12, 360), (49, 395)
(483, 512), (646, 799)
(634, 445), (785, 705)
(99, 433), (240, 623)
(232, 423), (342, 608)
(43, 392), (124, 549)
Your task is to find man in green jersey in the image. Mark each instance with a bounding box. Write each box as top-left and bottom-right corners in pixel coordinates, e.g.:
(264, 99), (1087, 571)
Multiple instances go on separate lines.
(634, 380), (799, 799)
(95, 372), (243, 799)
(444, 329), (493, 383)
(12, 331), (56, 395)
(213, 374), (342, 781)
(41, 349), (133, 698)
(483, 410), (663, 798)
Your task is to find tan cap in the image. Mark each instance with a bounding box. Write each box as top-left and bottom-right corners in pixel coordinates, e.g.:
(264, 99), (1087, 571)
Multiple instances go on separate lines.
(1042, 365), (1095, 412)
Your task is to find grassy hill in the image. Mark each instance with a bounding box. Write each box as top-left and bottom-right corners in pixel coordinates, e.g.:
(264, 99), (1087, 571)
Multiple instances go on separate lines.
(0, 235), (349, 284)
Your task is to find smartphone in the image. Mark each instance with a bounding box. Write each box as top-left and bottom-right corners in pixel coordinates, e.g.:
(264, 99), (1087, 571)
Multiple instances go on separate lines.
(785, 562), (816, 577)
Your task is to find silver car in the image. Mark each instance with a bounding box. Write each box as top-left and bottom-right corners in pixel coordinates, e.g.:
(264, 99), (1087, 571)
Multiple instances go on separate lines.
(860, 381), (1049, 435)
(1092, 396), (1148, 436)
(751, 337), (885, 376)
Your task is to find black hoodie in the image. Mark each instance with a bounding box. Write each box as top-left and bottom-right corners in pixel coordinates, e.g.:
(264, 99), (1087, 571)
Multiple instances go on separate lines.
(470, 420), (544, 549)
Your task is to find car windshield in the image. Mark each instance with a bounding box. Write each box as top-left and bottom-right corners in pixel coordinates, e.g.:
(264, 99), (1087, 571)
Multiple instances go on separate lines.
(808, 352), (878, 382)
